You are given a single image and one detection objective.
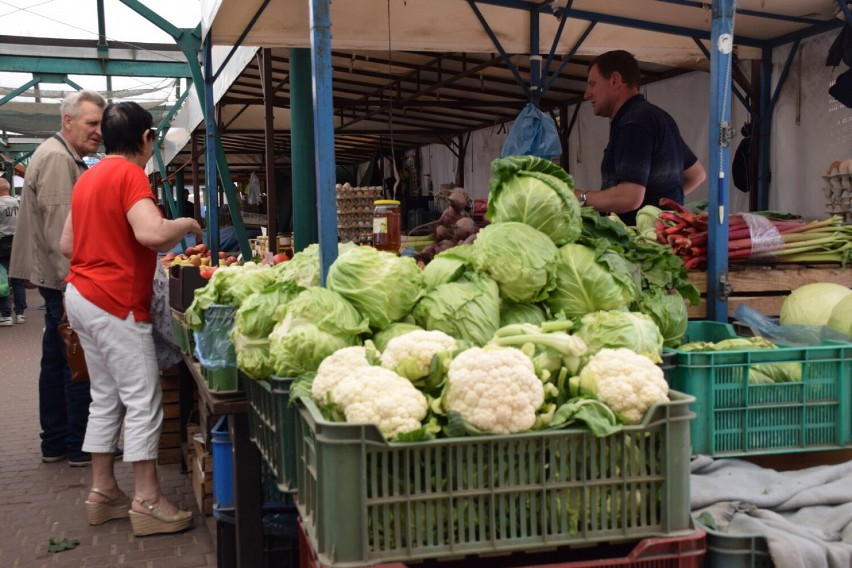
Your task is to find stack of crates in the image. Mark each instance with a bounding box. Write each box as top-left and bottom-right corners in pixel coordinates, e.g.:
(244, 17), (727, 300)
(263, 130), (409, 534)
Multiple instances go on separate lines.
(668, 320), (852, 567)
(292, 391), (705, 567)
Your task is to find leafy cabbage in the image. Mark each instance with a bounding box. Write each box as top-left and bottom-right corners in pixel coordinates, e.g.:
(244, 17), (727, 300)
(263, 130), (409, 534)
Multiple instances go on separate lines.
(268, 287), (369, 377)
(185, 263), (276, 330)
(575, 310), (664, 363)
(499, 301), (548, 327)
(545, 243), (638, 318)
(412, 273), (500, 346)
(474, 222), (559, 303)
(631, 288), (688, 348)
(422, 245), (476, 291)
(780, 283), (852, 327)
(231, 280), (304, 379)
(828, 295), (852, 338)
(273, 242), (357, 288)
(327, 245), (423, 329)
(486, 155), (582, 245)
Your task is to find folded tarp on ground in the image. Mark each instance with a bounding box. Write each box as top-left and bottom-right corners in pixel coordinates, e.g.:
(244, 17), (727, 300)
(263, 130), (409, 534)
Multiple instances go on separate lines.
(691, 455), (852, 568)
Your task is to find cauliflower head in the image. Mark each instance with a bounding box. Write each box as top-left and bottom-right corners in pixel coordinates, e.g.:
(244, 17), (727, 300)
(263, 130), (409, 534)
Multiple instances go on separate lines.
(444, 346), (544, 434)
(332, 366), (428, 440)
(380, 330), (458, 382)
(311, 345), (375, 405)
(577, 348), (668, 424)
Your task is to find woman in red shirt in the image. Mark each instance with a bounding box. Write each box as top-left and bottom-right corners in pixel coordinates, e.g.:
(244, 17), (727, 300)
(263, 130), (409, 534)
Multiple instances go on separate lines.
(60, 101), (202, 536)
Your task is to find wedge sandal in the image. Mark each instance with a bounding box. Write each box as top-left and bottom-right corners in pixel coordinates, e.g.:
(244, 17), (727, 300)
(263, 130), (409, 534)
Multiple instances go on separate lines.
(128, 496), (192, 536)
(85, 488), (131, 525)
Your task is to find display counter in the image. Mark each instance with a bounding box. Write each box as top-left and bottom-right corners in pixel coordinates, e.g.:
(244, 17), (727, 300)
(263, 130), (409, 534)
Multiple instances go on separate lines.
(180, 354), (263, 567)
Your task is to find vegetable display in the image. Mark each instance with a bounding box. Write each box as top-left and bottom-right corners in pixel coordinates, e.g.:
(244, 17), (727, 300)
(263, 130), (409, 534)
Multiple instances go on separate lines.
(779, 282), (852, 327)
(652, 199), (852, 269)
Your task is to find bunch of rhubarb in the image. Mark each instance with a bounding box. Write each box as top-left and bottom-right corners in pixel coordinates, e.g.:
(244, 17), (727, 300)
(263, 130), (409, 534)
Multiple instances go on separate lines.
(655, 199), (852, 269)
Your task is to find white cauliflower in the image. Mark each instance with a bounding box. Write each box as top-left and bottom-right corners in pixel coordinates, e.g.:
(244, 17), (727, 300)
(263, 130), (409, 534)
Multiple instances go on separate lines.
(444, 346), (545, 434)
(577, 348), (669, 424)
(380, 330), (458, 383)
(332, 366), (428, 440)
(311, 346), (375, 405)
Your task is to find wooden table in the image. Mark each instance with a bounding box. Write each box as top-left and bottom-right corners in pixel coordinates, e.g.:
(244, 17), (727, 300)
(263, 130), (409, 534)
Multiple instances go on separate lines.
(180, 355), (263, 568)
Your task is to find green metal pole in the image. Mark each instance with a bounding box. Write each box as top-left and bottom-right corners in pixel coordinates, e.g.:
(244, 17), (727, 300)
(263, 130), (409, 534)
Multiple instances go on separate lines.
(289, 48), (317, 253)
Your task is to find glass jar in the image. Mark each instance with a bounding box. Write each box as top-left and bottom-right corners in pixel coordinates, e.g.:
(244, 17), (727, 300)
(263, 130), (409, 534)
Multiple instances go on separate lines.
(372, 199), (401, 253)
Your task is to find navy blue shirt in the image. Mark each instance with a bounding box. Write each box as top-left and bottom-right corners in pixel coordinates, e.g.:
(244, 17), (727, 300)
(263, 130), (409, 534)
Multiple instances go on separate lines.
(600, 94), (698, 226)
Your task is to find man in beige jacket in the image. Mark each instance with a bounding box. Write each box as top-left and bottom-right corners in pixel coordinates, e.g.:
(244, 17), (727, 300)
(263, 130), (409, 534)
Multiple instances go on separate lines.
(10, 90), (106, 466)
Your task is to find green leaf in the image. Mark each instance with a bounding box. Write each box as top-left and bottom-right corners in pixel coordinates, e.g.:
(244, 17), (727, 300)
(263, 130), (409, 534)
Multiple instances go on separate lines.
(549, 397), (623, 437)
(47, 537), (80, 553)
(697, 511), (718, 531)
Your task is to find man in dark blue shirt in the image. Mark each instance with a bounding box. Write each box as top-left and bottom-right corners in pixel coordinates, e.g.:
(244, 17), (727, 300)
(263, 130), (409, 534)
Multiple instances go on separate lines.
(575, 50), (706, 225)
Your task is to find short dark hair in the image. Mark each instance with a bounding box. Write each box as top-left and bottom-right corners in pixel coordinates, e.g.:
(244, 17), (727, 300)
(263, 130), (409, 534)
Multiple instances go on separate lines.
(590, 50), (641, 88)
(102, 102), (153, 155)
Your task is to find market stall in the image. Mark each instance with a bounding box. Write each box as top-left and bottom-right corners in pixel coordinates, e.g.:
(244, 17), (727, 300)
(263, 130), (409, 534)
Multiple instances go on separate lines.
(161, 2), (848, 566)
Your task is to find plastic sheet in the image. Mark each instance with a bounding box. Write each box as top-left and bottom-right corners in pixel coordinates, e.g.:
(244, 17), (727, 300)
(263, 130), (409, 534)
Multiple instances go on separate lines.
(741, 213), (785, 259)
(193, 304), (238, 370)
(733, 303), (850, 345)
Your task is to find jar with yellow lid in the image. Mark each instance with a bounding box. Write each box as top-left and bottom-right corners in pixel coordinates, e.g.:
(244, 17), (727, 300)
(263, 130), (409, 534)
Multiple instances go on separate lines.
(373, 199), (401, 253)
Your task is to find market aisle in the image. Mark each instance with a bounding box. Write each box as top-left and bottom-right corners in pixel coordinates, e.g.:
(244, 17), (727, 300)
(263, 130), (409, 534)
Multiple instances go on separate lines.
(0, 288), (216, 567)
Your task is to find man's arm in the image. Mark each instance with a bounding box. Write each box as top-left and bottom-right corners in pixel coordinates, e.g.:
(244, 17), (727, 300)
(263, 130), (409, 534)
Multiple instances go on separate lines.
(682, 161), (707, 195)
(60, 212), (73, 259)
(575, 181), (646, 214)
(126, 197), (203, 252)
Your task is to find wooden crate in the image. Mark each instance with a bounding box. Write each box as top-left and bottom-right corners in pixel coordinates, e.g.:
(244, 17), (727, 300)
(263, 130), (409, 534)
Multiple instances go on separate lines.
(188, 423), (214, 515)
(687, 265), (852, 319)
(158, 367), (184, 465)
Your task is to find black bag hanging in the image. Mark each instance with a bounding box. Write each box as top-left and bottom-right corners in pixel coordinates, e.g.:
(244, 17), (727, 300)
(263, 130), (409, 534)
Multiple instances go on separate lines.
(830, 69), (852, 108)
(731, 123), (753, 193)
(826, 25), (852, 68)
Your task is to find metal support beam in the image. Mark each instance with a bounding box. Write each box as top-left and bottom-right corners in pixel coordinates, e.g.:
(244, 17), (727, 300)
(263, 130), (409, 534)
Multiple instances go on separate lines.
(259, 48), (278, 246)
(202, 35), (220, 260)
(467, 0), (531, 100)
(0, 76), (39, 107)
(310, 0), (339, 284)
(213, 0), (270, 81)
(757, 48), (773, 211)
(706, 0), (736, 322)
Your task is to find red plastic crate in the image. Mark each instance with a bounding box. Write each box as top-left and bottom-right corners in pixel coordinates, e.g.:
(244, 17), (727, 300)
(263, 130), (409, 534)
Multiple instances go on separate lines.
(298, 519), (706, 568)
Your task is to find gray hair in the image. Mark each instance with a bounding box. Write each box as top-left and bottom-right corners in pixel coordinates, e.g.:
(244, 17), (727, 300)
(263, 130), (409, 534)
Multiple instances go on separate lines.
(60, 90), (106, 118)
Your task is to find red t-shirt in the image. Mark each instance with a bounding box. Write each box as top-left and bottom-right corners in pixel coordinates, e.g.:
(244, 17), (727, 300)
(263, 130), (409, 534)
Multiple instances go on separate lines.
(67, 156), (159, 322)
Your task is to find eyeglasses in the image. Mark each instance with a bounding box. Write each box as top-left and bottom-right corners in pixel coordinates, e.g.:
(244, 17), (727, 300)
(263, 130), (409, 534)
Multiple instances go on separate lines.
(146, 128), (157, 142)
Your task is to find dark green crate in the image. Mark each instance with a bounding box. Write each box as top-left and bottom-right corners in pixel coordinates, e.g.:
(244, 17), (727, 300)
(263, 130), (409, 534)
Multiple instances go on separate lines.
(245, 376), (297, 492)
(696, 517), (772, 568)
(170, 308), (193, 355)
(296, 391), (695, 567)
(201, 365), (242, 394)
(667, 321), (852, 457)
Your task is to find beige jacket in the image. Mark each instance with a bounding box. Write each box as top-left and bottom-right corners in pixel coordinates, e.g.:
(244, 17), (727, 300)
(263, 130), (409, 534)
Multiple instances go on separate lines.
(9, 134), (88, 290)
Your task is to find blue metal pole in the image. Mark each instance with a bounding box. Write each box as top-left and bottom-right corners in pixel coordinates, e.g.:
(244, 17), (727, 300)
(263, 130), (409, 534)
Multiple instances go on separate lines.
(202, 34), (219, 258)
(529, 8), (541, 106)
(309, 0), (339, 285)
(706, 0), (736, 322)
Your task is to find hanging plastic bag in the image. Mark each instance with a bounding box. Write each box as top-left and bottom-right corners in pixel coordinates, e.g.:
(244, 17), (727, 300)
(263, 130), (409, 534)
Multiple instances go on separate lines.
(0, 263), (8, 297)
(500, 103), (562, 159)
(247, 172), (262, 205)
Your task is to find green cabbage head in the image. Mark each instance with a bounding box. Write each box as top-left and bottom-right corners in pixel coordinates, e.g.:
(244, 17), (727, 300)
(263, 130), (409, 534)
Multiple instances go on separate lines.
(487, 155), (582, 245)
(828, 294), (852, 338)
(422, 244), (476, 291)
(780, 283), (852, 327)
(632, 287), (688, 348)
(327, 245), (423, 329)
(413, 273), (500, 346)
(268, 287), (369, 376)
(474, 222), (559, 303)
(499, 301), (548, 327)
(575, 310), (664, 363)
(545, 243), (638, 318)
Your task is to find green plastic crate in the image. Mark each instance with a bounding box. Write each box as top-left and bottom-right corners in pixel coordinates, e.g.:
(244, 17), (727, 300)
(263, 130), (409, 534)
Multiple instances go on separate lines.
(695, 517), (772, 568)
(170, 308), (193, 355)
(295, 391), (695, 567)
(201, 365), (242, 394)
(667, 321), (852, 457)
(244, 376), (297, 492)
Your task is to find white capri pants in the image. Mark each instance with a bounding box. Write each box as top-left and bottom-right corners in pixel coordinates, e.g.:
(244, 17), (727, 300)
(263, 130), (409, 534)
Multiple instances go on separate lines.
(65, 282), (163, 462)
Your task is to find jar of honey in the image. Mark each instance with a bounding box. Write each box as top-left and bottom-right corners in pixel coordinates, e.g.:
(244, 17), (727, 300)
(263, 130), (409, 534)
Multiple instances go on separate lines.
(372, 199), (401, 253)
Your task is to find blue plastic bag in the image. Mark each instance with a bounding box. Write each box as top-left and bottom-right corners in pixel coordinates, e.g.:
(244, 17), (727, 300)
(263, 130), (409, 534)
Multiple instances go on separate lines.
(193, 304), (237, 370)
(500, 103), (562, 158)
